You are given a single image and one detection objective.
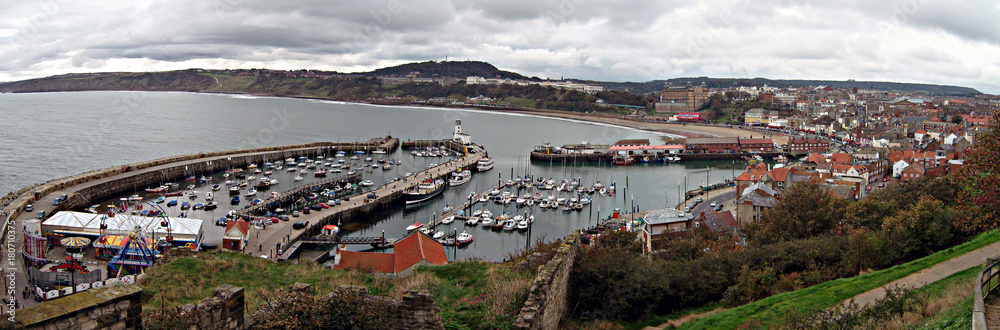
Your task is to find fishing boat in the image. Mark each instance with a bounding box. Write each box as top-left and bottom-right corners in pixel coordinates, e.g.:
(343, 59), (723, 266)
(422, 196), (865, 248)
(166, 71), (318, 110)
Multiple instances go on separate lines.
(448, 170), (472, 186)
(230, 196), (240, 204)
(205, 192), (214, 201)
(480, 216), (495, 228)
(403, 179), (446, 205)
(405, 222), (423, 231)
(465, 217), (479, 226)
(204, 201), (218, 210)
(187, 191), (199, 198)
(502, 219), (517, 231)
(212, 184), (221, 191)
(612, 155), (636, 165)
(477, 157), (494, 171)
(193, 203), (205, 210)
(165, 190), (184, 197)
(516, 219), (530, 231)
(382, 163), (393, 170)
(167, 200), (178, 207)
(314, 170), (327, 177)
(457, 231), (474, 244)
(145, 185), (168, 193)
(229, 186), (241, 194)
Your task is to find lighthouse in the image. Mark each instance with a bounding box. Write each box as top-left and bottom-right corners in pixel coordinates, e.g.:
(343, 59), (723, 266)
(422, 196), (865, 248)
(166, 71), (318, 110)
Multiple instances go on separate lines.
(453, 119), (471, 145)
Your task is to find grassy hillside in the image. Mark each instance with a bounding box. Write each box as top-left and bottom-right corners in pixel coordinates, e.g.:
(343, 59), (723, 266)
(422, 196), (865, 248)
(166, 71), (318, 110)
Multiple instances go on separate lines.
(679, 229), (1000, 329)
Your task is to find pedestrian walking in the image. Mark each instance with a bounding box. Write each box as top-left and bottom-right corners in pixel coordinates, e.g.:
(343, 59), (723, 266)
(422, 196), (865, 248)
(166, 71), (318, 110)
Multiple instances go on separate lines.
(259, 244), (262, 252)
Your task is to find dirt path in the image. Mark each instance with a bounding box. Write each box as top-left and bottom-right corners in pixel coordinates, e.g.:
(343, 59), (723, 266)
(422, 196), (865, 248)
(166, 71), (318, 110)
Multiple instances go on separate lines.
(643, 308), (725, 329)
(844, 240), (1000, 308)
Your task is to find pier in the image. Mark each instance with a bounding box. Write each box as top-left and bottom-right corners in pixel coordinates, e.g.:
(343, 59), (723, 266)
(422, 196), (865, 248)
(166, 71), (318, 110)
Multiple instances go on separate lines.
(259, 148), (488, 260)
(233, 172), (362, 217)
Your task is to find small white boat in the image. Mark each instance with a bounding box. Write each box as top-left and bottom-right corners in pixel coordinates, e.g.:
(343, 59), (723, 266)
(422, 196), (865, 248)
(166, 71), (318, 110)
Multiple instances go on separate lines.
(293, 176), (304, 181)
(206, 192), (214, 201)
(465, 217), (479, 226)
(442, 216), (454, 224)
(360, 180), (374, 186)
(580, 197), (592, 204)
(457, 231), (474, 244)
(432, 231), (445, 240)
(406, 222), (424, 231)
(245, 189), (257, 197)
(443, 204), (453, 213)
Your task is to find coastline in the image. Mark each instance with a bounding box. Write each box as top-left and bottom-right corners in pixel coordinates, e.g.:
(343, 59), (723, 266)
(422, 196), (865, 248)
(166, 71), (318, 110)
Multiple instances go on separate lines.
(192, 90), (790, 145)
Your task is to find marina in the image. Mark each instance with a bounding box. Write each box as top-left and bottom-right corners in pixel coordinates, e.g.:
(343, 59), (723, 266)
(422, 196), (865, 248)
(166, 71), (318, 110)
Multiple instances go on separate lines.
(1, 92), (750, 263)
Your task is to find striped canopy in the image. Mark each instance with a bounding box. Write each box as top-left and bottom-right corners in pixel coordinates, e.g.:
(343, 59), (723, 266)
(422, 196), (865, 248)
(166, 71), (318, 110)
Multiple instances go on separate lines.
(60, 236), (92, 248)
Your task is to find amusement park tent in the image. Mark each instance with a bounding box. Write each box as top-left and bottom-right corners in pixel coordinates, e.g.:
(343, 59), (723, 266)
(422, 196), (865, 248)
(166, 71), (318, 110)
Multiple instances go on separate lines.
(42, 211), (203, 245)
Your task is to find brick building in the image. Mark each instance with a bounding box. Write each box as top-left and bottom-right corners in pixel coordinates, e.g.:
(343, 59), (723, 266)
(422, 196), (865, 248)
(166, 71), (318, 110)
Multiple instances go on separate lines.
(739, 138), (775, 152)
(685, 137), (739, 154)
(787, 137), (829, 153)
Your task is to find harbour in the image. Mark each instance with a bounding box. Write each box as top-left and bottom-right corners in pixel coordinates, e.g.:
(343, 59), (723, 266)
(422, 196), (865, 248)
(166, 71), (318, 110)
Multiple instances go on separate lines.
(1, 91), (752, 263)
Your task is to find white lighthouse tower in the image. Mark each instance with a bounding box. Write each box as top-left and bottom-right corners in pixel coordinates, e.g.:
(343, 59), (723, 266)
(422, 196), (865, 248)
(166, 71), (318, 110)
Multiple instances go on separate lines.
(452, 119), (471, 145)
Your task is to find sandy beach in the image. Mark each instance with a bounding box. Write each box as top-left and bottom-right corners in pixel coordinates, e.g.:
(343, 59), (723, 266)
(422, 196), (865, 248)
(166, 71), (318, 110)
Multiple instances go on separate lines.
(497, 107), (790, 145)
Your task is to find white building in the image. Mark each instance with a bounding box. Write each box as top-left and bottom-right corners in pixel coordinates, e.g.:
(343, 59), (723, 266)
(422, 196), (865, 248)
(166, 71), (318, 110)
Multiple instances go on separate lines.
(892, 160), (910, 178)
(453, 119), (471, 145)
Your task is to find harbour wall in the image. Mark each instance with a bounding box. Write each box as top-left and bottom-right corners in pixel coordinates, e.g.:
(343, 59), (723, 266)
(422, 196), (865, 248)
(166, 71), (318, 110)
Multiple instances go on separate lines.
(529, 151), (790, 163)
(513, 230), (581, 329)
(15, 284), (143, 329)
(0, 137), (397, 251)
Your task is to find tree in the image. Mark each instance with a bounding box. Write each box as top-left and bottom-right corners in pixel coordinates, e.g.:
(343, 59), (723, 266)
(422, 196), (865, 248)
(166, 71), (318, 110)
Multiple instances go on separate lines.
(746, 180), (848, 245)
(951, 114), (964, 125)
(955, 110), (1000, 233)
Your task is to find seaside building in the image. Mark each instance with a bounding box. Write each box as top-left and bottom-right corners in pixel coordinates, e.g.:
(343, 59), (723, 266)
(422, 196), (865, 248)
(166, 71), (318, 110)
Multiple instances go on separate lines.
(641, 208), (695, 252)
(660, 86), (709, 112)
(334, 232), (447, 277)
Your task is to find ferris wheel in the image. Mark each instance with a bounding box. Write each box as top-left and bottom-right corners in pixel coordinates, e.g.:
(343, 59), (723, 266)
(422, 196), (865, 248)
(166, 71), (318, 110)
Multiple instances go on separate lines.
(95, 197), (174, 277)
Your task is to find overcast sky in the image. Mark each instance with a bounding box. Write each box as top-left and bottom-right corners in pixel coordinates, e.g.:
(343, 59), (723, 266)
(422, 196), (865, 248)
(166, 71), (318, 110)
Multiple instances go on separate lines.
(1, 0), (998, 93)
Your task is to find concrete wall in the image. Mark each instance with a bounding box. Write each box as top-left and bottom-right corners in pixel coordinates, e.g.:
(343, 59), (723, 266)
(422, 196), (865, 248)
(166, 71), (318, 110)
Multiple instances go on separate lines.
(250, 283), (444, 329)
(15, 284), (142, 329)
(513, 232), (581, 330)
(149, 284), (245, 329)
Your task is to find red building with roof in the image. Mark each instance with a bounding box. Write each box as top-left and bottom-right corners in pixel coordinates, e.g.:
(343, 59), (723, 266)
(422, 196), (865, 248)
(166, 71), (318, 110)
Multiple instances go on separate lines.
(738, 138), (775, 152)
(334, 232), (447, 276)
(787, 138), (829, 153)
(223, 219), (250, 252)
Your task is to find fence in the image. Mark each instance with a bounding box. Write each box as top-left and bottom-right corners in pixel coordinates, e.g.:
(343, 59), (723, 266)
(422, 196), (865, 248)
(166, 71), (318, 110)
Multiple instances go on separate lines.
(974, 257), (1000, 329)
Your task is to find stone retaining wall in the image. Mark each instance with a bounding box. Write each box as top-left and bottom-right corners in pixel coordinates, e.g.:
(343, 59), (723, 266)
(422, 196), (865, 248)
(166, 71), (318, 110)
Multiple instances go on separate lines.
(513, 231), (581, 330)
(15, 284), (143, 329)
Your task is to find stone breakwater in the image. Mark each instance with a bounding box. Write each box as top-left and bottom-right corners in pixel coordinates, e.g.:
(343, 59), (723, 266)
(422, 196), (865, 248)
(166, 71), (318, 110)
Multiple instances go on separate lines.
(513, 230), (581, 329)
(0, 137), (397, 249)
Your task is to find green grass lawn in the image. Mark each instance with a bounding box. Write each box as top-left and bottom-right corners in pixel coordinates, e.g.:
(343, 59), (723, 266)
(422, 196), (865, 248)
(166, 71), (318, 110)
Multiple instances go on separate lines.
(680, 229), (1000, 329)
(911, 266), (979, 329)
(139, 250), (370, 312)
(421, 262), (532, 329)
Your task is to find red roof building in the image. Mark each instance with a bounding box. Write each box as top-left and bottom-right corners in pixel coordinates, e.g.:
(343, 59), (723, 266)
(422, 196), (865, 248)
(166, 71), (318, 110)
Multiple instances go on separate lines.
(334, 232), (447, 276)
(223, 219), (250, 252)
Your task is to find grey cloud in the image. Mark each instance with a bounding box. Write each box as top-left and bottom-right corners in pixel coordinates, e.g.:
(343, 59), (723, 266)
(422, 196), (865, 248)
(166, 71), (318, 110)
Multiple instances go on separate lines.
(0, 0), (997, 93)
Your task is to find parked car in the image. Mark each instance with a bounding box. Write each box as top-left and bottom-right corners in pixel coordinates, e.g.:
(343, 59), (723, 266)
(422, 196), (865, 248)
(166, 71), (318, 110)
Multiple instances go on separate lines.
(279, 215), (290, 221)
(303, 208), (310, 214)
(35, 210), (45, 219)
(310, 205), (322, 211)
(317, 203), (329, 209)
(292, 222), (306, 230)
(878, 183), (885, 188)
(270, 217), (279, 223)
(25, 204), (32, 212)
(710, 201), (718, 207)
